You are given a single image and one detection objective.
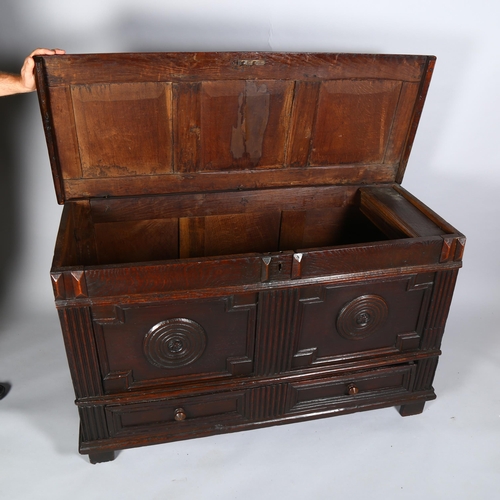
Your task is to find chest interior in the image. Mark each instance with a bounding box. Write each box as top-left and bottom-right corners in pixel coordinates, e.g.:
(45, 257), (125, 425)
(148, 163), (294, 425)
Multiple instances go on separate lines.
(36, 52), (442, 269)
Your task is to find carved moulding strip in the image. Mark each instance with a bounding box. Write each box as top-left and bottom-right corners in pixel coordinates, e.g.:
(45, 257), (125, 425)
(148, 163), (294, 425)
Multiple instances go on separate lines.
(292, 347), (318, 368)
(405, 273), (434, 349)
(421, 269), (459, 350)
(225, 293), (257, 376)
(58, 306), (103, 398)
(79, 405), (109, 442)
(413, 357), (439, 391)
(396, 332), (421, 351)
(103, 370), (134, 394)
(254, 288), (300, 375)
(91, 304), (126, 325)
(292, 286), (325, 368)
(244, 384), (289, 420)
(92, 305), (127, 393)
(226, 357), (253, 376)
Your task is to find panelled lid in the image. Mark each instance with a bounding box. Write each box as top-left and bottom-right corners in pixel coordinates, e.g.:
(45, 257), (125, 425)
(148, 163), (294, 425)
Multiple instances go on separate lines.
(35, 52), (435, 204)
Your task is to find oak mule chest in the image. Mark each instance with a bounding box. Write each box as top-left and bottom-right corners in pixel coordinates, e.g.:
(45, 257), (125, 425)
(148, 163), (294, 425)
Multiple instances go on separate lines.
(35, 52), (465, 463)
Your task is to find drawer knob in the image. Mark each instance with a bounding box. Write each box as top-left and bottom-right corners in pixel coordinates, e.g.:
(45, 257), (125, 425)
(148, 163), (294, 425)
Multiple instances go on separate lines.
(347, 384), (359, 396)
(174, 408), (187, 421)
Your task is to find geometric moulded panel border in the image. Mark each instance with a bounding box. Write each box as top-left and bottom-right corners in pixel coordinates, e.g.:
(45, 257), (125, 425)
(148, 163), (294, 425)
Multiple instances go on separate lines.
(336, 295), (389, 341)
(143, 318), (207, 369)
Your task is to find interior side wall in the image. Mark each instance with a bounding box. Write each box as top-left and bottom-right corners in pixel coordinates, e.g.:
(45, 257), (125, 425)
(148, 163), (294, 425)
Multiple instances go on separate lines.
(85, 186), (388, 265)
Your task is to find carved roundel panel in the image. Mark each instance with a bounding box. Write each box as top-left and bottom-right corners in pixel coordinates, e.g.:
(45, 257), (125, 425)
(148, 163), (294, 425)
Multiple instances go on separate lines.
(336, 295), (389, 340)
(143, 318), (207, 369)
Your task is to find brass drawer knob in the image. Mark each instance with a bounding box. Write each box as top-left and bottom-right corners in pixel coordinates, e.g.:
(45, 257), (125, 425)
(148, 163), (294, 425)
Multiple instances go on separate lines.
(174, 408), (187, 421)
(347, 384), (359, 396)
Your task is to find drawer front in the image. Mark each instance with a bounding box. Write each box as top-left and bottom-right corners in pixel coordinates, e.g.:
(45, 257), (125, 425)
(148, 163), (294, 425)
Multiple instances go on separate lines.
(106, 391), (246, 438)
(105, 364), (415, 440)
(92, 293), (257, 394)
(287, 364), (416, 415)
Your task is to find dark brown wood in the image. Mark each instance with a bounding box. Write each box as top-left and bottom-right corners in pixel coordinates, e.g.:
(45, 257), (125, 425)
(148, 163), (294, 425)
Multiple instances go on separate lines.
(34, 52), (435, 204)
(38, 52), (430, 87)
(359, 186), (445, 238)
(34, 52), (464, 462)
(88, 450), (116, 464)
(399, 401), (427, 416)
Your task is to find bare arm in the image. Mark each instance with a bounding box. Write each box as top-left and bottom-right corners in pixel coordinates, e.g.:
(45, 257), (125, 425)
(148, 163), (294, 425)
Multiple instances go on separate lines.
(0, 48), (65, 97)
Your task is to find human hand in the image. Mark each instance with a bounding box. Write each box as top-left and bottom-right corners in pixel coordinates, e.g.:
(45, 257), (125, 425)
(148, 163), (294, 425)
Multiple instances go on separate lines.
(20, 47), (66, 92)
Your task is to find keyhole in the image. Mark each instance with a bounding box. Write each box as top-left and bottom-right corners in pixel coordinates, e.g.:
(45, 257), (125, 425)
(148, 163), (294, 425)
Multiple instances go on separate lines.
(278, 263), (282, 272)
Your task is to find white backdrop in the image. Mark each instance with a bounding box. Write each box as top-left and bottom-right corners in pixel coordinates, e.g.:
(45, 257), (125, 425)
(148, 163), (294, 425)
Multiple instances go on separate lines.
(0, 1), (499, 498)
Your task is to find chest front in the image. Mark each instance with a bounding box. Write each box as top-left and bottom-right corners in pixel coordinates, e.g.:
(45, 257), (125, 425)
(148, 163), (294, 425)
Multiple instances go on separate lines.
(35, 52), (464, 463)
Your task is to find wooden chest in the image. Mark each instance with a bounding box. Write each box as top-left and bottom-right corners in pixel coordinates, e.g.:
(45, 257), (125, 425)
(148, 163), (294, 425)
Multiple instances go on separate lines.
(35, 52), (465, 463)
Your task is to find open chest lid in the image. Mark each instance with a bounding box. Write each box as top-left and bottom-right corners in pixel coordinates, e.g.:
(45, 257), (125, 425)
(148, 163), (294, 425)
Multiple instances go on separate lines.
(35, 52), (435, 204)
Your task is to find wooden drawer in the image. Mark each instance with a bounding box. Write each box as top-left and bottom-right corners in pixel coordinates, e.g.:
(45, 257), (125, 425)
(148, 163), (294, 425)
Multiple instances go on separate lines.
(106, 391), (246, 438)
(287, 364), (416, 415)
(106, 364), (416, 440)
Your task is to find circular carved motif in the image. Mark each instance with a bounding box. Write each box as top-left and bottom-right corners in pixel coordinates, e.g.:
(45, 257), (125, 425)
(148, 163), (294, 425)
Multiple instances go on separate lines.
(143, 318), (207, 369)
(336, 295), (389, 340)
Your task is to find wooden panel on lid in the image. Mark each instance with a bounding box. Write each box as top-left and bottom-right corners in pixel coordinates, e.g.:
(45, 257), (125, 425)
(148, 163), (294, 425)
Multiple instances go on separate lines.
(310, 79), (402, 166)
(35, 52), (435, 203)
(71, 82), (173, 178)
(199, 80), (294, 170)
